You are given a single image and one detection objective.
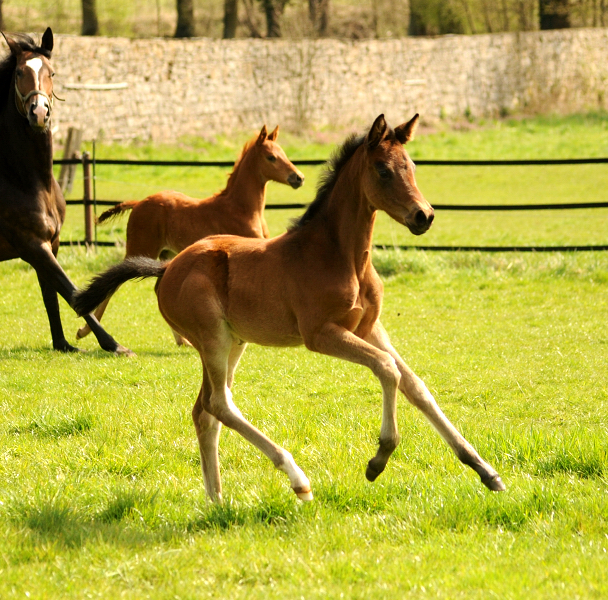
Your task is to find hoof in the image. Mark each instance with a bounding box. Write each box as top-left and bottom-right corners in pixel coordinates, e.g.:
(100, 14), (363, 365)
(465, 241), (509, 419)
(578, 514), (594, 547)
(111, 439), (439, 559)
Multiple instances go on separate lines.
(114, 344), (137, 357)
(75, 326), (91, 340)
(365, 460), (385, 482)
(293, 486), (313, 502)
(482, 474), (506, 492)
(54, 342), (83, 353)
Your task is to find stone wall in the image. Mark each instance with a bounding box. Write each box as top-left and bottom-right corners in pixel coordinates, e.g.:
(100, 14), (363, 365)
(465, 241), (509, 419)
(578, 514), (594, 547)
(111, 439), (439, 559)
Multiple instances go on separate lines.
(44, 28), (608, 143)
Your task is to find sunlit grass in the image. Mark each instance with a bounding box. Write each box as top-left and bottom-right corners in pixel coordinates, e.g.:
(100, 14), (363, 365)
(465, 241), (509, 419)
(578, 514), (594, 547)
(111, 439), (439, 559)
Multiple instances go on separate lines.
(1, 115), (607, 598)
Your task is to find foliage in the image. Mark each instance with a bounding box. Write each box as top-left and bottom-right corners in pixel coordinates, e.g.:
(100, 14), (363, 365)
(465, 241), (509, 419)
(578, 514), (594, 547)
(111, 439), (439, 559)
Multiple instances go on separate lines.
(2, 0), (607, 40)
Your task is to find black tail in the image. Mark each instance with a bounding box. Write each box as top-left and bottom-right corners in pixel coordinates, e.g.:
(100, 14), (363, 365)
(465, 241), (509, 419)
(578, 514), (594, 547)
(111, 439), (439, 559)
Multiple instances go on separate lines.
(74, 257), (167, 316)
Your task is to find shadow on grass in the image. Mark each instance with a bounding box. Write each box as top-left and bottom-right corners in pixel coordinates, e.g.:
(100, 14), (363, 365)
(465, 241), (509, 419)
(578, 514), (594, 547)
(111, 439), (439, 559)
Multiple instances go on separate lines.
(489, 426), (607, 480)
(9, 413), (94, 439)
(7, 488), (165, 552)
(6, 488), (304, 556)
(189, 495), (302, 532)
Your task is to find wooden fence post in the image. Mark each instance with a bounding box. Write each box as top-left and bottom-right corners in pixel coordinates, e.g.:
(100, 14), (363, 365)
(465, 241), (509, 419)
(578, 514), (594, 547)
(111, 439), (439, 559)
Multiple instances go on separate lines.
(82, 152), (94, 247)
(57, 127), (83, 194)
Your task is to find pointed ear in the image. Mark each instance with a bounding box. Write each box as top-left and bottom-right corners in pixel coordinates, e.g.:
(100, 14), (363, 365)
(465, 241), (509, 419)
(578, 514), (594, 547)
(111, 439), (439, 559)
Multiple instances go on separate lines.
(256, 125), (268, 145)
(367, 114), (388, 149)
(41, 27), (54, 53)
(268, 125), (279, 142)
(395, 114), (419, 144)
(2, 33), (22, 59)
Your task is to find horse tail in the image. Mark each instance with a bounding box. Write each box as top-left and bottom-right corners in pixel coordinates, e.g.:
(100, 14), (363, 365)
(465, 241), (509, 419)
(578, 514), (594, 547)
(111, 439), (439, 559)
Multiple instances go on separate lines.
(97, 201), (138, 224)
(74, 257), (168, 317)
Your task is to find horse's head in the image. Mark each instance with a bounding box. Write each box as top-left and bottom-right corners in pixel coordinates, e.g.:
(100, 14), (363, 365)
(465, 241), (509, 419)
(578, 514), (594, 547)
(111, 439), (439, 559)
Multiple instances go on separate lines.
(362, 114), (434, 236)
(3, 27), (55, 132)
(253, 125), (305, 189)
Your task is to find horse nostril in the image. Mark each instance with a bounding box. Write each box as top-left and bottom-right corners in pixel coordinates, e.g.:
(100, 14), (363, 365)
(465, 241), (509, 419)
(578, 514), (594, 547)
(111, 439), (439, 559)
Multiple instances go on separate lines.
(289, 173), (304, 188)
(415, 210), (429, 226)
(427, 212), (434, 225)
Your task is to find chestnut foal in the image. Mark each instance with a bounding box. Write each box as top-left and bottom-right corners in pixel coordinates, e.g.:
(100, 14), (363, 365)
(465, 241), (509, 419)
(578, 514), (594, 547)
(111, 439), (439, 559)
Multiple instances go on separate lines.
(76, 125), (304, 344)
(75, 115), (505, 502)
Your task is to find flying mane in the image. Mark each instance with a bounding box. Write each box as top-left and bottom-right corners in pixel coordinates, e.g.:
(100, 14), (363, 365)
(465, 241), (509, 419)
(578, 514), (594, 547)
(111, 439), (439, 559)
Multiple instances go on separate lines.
(289, 133), (365, 230)
(220, 137), (257, 195)
(0, 33), (52, 110)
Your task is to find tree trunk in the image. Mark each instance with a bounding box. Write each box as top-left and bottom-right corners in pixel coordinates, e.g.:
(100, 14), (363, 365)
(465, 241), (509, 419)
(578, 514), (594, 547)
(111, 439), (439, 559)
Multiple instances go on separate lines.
(175, 0), (195, 38)
(539, 0), (570, 29)
(309, 0), (329, 36)
(501, 0), (510, 30)
(81, 0), (99, 36)
(223, 0), (239, 38)
(408, 1), (427, 35)
(261, 0), (285, 37)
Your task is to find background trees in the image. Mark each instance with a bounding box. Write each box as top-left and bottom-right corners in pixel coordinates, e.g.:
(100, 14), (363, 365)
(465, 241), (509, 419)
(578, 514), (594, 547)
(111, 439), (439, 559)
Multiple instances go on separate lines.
(81, 0), (99, 35)
(1, 0), (607, 40)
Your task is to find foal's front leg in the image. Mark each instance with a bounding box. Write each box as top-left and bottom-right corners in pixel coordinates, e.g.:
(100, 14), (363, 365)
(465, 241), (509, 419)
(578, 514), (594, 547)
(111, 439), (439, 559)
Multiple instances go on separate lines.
(309, 322), (403, 481)
(365, 321), (505, 491)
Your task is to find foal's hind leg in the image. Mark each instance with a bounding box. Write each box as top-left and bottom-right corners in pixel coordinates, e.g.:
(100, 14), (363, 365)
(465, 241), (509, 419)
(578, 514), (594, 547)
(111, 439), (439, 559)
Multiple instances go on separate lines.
(192, 342), (247, 502)
(197, 329), (312, 502)
(365, 320), (505, 492)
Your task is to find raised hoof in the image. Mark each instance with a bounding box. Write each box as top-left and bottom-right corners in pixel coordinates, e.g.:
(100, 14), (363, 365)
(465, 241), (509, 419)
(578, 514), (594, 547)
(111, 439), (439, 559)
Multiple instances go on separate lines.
(293, 486), (313, 502)
(365, 461), (385, 482)
(113, 344), (137, 357)
(75, 326), (91, 340)
(482, 474), (506, 492)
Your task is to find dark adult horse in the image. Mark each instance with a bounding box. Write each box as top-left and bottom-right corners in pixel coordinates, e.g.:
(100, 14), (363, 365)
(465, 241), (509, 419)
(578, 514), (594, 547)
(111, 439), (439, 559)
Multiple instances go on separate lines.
(0, 28), (131, 354)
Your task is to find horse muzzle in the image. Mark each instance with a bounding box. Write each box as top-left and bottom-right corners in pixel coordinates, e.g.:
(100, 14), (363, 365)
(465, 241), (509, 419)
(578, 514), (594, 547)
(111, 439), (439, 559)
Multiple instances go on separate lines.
(28, 99), (51, 131)
(288, 171), (305, 189)
(405, 206), (435, 236)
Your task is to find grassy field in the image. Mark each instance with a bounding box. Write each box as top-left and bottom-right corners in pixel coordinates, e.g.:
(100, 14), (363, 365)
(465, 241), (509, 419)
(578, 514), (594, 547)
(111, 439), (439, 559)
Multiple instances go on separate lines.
(1, 115), (607, 598)
(58, 113), (608, 247)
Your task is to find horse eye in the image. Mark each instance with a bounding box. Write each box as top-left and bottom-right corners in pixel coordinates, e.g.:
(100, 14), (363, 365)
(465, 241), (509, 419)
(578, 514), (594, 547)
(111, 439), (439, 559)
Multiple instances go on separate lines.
(16, 69), (23, 78)
(267, 155), (277, 162)
(51, 72), (55, 78)
(376, 164), (391, 180)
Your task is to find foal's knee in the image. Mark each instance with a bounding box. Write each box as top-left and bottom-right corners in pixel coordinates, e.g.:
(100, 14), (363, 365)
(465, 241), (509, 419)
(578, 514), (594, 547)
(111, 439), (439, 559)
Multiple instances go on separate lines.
(374, 354), (401, 388)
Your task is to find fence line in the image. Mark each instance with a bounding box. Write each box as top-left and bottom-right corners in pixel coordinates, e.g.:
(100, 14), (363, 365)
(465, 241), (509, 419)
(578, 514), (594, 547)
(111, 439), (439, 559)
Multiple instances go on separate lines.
(55, 156), (608, 251)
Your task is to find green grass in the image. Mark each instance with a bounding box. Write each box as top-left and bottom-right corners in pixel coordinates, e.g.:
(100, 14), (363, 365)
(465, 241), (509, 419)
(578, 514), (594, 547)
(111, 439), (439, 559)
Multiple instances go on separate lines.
(57, 113), (608, 247)
(1, 114), (607, 598)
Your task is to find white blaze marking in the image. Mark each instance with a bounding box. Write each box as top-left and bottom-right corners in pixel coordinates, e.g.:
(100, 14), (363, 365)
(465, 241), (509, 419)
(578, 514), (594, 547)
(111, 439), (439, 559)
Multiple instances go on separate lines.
(25, 57), (43, 90)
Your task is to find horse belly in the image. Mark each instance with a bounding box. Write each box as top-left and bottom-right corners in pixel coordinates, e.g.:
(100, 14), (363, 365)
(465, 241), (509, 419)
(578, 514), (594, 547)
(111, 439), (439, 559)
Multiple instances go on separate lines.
(226, 312), (303, 347)
(0, 234), (20, 262)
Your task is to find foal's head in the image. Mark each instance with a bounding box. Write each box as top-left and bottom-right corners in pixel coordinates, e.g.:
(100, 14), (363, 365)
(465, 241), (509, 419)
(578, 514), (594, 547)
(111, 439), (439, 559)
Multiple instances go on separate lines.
(2, 27), (55, 131)
(250, 125), (305, 189)
(362, 114), (434, 236)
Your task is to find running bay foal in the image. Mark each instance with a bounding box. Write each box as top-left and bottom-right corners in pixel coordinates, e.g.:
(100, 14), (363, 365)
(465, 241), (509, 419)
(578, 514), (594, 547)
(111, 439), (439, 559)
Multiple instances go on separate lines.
(76, 125), (304, 344)
(75, 115), (505, 501)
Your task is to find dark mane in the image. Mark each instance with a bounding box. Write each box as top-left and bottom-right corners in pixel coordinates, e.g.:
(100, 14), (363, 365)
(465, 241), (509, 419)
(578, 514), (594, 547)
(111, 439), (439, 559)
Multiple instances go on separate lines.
(289, 133), (365, 230)
(0, 33), (52, 109)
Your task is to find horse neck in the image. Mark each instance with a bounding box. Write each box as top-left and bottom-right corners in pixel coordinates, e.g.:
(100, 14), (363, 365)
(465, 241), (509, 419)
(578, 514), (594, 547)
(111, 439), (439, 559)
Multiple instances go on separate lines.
(220, 148), (267, 215)
(314, 150), (376, 277)
(0, 82), (54, 191)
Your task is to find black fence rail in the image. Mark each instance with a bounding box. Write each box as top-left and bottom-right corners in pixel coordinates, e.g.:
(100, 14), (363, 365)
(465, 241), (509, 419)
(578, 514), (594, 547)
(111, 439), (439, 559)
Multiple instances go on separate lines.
(55, 156), (608, 252)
